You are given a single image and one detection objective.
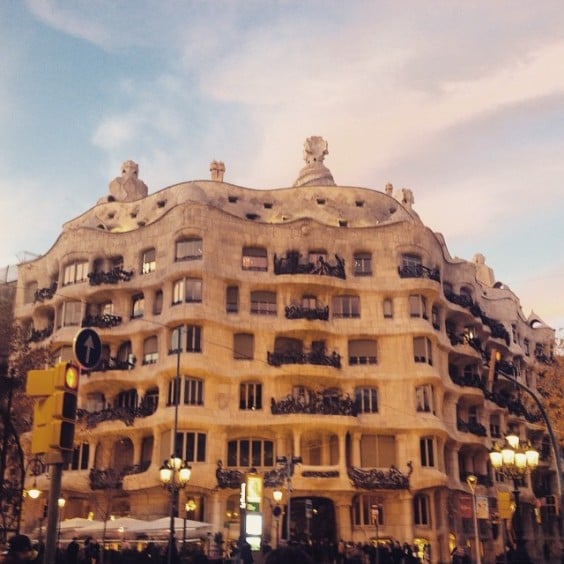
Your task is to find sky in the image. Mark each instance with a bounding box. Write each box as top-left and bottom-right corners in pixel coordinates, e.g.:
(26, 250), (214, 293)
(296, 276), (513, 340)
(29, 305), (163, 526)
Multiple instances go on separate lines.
(0, 1), (563, 333)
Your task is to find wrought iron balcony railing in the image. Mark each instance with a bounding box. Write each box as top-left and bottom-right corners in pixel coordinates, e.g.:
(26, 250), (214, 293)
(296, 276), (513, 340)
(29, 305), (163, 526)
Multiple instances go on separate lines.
(274, 251), (346, 280)
(348, 463), (413, 490)
(77, 398), (156, 429)
(285, 303), (329, 321)
(270, 389), (357, 416)
(398, 264), (440, 282)
(457, 419), (488, 437)
(27, 326), (54, 343)
(82, 313), (122, 329)
(88, 266), (133, 286)
(267, 349), (341, 368)
(34, 282), (57, 303)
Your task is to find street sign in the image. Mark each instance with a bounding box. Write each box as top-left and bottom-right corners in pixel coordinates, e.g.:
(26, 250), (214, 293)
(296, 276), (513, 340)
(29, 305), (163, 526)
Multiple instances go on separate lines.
(73, 328), (102, 370)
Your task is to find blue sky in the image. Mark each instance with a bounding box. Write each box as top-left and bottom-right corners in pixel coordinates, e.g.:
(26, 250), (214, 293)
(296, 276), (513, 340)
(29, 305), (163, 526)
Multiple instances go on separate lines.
(1, 1), (563, 332)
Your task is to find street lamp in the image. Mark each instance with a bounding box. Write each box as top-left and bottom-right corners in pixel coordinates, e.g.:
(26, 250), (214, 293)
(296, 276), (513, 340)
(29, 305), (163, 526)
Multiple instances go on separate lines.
(489, 435), (539, 563)
(57, 497), (66, 547)
(182, 498), (197, 550)
(466, 475), (481, 564)
(272, 489), (283, 548)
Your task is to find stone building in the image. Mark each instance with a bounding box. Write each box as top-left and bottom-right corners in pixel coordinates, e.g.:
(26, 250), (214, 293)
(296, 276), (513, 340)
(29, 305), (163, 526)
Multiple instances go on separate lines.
(14, 138), (557, 562)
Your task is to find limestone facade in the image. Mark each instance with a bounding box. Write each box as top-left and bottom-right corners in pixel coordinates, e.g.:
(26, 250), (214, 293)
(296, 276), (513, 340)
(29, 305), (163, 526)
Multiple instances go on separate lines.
(14, 139), (556, 562)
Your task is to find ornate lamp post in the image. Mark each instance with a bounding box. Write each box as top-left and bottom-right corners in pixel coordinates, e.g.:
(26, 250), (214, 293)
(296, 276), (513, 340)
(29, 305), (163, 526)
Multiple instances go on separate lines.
(489, 434), (539, 563)
(465, 475), (481, 564)
(159, 454), (192, 564)
(272, 489), (283, 548)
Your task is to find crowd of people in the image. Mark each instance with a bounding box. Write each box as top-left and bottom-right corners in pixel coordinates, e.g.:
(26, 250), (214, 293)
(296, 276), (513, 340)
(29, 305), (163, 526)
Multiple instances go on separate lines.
(1, 533), (435, 564)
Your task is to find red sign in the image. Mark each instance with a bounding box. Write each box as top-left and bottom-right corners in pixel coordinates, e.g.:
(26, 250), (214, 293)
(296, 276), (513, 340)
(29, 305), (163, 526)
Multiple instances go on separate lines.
(459, 495), (473, 519)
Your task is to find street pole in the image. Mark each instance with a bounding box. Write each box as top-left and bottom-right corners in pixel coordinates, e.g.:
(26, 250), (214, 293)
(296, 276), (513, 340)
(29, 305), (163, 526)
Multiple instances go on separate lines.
(496, 368), (564, 546)
(44, 459), (63, 564)
(466, 475), (481, 564)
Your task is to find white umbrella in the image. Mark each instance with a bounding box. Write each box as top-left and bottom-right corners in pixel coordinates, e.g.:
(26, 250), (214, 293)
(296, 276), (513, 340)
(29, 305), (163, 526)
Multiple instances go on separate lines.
(80, 517), (151, 535)
(143, 516), (212, 534)
(59, 517), (102, 531)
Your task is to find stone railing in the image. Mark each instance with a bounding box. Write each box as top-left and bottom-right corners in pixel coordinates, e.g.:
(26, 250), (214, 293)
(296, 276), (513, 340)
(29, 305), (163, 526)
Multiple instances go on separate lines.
(274, 252), (346, 280)
(348, 463), (412, 490)
(271, 390), (357, 416)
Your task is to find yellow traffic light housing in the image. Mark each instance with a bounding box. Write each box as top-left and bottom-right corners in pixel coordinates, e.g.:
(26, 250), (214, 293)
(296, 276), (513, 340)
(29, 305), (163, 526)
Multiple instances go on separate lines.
(27, 362), (80, 453)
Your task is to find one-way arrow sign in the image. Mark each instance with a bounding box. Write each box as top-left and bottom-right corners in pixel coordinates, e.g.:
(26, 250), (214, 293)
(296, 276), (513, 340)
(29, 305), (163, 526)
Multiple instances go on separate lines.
(73, 328), (102, 370)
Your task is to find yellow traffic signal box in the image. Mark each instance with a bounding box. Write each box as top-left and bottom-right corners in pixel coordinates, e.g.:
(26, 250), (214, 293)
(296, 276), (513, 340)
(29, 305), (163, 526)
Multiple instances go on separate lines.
(26, 362), (80, 453)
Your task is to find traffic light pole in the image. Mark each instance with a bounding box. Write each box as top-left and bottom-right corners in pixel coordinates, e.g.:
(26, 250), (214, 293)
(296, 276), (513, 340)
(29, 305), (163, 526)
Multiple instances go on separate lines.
(43, 455), (64, 564)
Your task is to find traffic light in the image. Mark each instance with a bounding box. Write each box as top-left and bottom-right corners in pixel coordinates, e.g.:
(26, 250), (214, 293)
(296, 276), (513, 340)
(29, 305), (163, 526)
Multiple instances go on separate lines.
(27, 362), (80, 453)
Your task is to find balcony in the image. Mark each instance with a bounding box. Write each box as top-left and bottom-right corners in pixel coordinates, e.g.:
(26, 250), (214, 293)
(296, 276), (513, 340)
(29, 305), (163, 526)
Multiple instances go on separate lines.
(285, 303), (329, 321)
(90, 356), (135, 372)
(82, 313), (122, 329)
(267, 348), (341, 368)
(77, 397), (156, 429)
(271, 389), (356, 416)
(34, 282), (57, 303)
(398, 264), (440, 282)
(27, 326), (54, 343)
(274, 251), (346, 280)
(347, 463), (413, 490)
(457, 419), (488, 437)
(88, 266), (133, 286)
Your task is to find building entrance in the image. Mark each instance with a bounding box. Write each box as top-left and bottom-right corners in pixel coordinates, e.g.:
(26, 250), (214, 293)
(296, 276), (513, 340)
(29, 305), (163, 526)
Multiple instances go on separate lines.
(284, 496), (336, 543)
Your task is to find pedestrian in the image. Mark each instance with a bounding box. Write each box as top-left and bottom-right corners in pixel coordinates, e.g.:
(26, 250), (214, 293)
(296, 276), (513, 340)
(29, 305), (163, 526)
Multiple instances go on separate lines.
(3, 534), (38, 563)
(265, 546), (314, 564)
(66, 537), (80, 564)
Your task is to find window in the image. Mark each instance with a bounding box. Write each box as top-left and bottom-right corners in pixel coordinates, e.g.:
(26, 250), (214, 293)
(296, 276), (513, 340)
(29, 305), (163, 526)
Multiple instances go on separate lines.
(170, 325), (202, 353)
(242, 247), (268, 271)
(240, 382), (262, 410)
(131, 294), (145, 318)
(352, 495), (384, 526)
(115, 389), (138, 409)
(69, 443), (90, 471)
(355, 387), (378, 413)
(414, 336), (433, 365)
(176, 431), (206, 462)
(420, 437), (435, 467)
(62, 260), (89, 286)
(234, 333), (254, 360)
(333, 295), (360, 318)
(431, 306), (440, 330)
(413, 494), (431, 525)
(143, 387), (159, 414)
(353, 252), (372, 276)
(24, 281), (38, 304)
(227, 439), (274, 467)
(85, 392), (105, 413)
(167, 377), (203, 406)
(142, 248), (156, 274)
(523, 339), (530, 356)
(176, 238), (203, 261)
(173, 278), (202, 304)
(153, 290), (163, 315)
(409, 295), (428, 319)
(490, 414), (501, 438)
(60, 301), (81, 327)
(348, 339), (377, 365)
(250, 291), (276, 315)
(143, 336), (158, 365)
(226, 286), (239, 313)
(360, 435), (396, 467)
(402, 253), (422, 269)
(117, 341), (133, 368)
(383, 298), (393, 319)
(415, 385), (434, 414)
